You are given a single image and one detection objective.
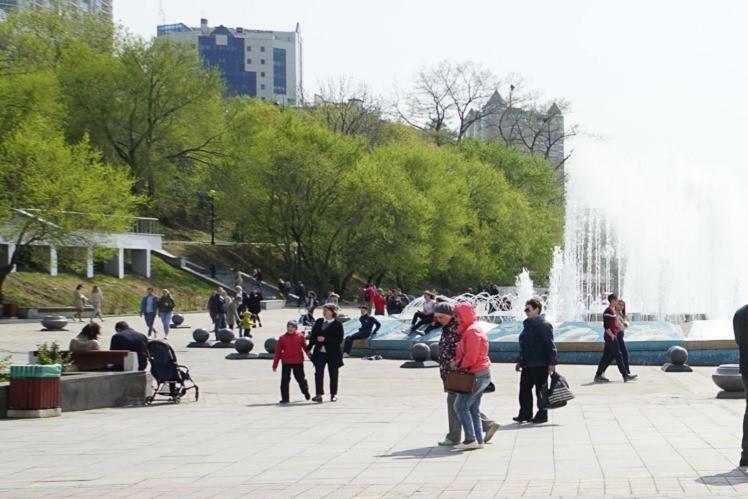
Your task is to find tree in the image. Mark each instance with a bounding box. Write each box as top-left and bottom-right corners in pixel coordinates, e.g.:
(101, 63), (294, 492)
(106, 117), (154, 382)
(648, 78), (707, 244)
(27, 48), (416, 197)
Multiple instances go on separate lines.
(0, 116), (140, 303)
(397, 60), (500, 142)
(59, 36), (226, 218)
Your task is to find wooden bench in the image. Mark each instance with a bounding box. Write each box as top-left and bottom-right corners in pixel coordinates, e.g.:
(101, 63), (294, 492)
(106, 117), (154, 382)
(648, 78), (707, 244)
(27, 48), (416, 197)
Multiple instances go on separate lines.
(28, 350), (139, 372)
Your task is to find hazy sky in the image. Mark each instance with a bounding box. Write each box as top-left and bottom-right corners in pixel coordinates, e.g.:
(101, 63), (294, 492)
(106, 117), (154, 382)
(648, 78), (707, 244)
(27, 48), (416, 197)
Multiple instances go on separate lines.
(114, 0), (748, 179)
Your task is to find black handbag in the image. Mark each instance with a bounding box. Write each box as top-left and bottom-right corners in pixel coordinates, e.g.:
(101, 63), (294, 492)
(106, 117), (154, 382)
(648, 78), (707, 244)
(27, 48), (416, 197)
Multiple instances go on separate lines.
(539, 372), (574, 410)
(444, 371), (476, 394)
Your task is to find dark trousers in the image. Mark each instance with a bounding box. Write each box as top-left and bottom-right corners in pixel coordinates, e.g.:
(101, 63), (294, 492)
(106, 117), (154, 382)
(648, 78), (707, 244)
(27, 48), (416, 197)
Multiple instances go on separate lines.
(518, 366), (548, 419)
(313, 352), (339, 396)
(743, 375), (748, 462)
(280, 363), (309, 402)
(596, 337), (627, 378)
(411, 312), (434, 332)
(343, 330), (372, 354)
(612, 331), (630, 373)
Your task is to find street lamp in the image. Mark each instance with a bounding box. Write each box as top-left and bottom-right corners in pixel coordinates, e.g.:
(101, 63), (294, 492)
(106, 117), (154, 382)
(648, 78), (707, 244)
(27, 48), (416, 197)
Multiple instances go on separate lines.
(208, 189), (216, 245)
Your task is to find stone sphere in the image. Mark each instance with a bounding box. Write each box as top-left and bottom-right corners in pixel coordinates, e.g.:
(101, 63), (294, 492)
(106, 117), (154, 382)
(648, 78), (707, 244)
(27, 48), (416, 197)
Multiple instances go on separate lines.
(235, 337), (254, 354)
(192, 328), (210, 342)
(429, 343), (440, 361)
(667, 345), (688, 365)
(264, 337), (278, 354)
(171, 314), (184, 326)
(216, 328), (235, 343)
(411, 342), (431, 362)
(41, 316), (68, 330)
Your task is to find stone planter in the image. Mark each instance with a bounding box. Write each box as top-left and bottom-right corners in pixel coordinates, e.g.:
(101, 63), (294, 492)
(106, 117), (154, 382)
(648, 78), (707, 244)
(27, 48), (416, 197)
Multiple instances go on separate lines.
(712, 364), (745, 399)
(41, 316), (68, 331)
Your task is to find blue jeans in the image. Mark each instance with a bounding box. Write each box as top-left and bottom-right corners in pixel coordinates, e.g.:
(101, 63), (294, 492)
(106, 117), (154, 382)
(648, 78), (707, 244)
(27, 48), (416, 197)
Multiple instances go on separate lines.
(159, 312), (173, 336)
(143, 312), (156, 336)
(453, 369), (491, 444)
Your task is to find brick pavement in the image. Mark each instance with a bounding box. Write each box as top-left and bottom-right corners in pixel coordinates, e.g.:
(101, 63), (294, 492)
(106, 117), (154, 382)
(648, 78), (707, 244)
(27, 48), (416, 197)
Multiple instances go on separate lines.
(1, 309), (747, 497)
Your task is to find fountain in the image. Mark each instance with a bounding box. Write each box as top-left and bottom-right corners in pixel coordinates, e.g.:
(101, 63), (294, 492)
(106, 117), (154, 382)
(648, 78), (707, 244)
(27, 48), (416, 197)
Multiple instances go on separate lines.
(339, 155), (744, 365)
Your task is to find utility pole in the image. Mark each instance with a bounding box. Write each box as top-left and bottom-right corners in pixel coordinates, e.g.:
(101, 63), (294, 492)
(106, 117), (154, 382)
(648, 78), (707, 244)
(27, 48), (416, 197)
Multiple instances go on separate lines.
(209, 189), (216, 245)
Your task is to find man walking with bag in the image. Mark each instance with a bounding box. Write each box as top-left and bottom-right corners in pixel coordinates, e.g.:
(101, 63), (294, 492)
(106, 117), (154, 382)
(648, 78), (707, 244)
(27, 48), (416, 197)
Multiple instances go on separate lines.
(514, 297), (558, 424)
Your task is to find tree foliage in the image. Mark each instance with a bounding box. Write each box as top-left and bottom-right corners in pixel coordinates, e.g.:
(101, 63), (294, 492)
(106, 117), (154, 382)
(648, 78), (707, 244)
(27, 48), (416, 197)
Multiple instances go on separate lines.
(0, 7), (565, 298)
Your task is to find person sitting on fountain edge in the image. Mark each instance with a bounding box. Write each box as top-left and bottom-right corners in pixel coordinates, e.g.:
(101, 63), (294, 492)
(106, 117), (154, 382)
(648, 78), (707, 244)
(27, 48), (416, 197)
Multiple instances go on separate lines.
(408, 290), (436, 335)
(594, 294), (637, 383)
(343, 305), (381, 357)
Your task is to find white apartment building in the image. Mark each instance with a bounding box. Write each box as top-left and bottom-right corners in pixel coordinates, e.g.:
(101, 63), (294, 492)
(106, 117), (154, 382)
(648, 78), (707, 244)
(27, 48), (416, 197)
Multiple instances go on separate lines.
(157, 18), (302, 106)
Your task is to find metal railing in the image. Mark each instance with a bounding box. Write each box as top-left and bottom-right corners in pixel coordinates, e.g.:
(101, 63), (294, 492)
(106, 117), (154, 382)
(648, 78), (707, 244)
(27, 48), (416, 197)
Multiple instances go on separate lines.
(11, 208), (160, 235)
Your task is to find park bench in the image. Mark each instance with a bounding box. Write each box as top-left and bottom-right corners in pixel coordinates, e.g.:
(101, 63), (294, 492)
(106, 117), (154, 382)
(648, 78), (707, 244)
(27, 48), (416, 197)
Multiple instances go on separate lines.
(28, 350), (138, 372)
(17, 306), (93, 319)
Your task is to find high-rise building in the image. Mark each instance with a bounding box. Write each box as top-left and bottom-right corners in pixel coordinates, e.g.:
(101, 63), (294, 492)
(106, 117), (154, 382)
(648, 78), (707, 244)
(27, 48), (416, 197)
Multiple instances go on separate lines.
(157, 18), (302, 105)
(0, 0), (112, 19)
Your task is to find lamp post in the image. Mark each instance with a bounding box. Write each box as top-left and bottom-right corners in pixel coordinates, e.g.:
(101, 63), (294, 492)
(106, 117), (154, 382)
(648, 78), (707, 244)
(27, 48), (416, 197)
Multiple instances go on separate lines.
(208, 189), (216, 245)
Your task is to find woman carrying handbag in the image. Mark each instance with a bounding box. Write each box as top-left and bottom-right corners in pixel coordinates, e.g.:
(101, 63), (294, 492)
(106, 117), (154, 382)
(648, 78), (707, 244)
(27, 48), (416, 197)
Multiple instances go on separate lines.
(449, 303), (492, 451)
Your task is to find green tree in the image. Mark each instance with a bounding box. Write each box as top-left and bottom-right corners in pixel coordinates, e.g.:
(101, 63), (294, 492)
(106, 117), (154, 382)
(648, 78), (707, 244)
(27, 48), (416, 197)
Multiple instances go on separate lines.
(59, 36), (225, 219)
(0, 116), (140, 303)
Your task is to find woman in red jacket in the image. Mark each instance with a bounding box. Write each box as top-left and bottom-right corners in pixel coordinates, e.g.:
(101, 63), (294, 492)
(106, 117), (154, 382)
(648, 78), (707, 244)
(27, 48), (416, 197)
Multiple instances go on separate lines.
(451, 302), (492, 451)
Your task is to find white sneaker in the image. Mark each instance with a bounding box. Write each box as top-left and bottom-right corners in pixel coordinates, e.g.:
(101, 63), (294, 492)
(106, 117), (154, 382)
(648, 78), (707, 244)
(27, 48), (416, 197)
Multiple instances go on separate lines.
(454, 441), (480, 451)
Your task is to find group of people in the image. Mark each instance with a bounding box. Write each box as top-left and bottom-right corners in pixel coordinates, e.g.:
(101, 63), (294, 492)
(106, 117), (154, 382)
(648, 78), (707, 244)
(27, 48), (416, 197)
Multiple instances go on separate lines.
(594, 293), (637, 383)
(69, 320), (150, 371)
(73, 284), (179, 339)
(272, 303), (344, 403)
(207, 286), (263, 336)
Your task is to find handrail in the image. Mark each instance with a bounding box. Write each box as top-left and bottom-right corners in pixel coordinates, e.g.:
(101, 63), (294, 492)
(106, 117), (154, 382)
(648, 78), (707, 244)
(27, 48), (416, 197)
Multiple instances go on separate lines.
(10, 208), (160, 235)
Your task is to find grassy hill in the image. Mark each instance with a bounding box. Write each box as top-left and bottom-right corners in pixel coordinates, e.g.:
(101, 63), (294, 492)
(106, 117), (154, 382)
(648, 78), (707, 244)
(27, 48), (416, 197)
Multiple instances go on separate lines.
(4, 258), (214, 314)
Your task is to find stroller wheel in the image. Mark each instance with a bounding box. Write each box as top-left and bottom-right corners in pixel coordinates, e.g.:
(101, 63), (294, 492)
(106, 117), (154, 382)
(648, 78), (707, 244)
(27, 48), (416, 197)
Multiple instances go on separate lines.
(173, 396), (181, 404)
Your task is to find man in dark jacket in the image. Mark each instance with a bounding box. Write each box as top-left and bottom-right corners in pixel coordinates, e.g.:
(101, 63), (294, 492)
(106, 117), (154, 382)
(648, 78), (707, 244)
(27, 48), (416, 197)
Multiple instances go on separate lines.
(734, 304), (748, 467)
(111, 321), (149, 371)
(343, 305), (381, 355)
(515, 297), (558, 424)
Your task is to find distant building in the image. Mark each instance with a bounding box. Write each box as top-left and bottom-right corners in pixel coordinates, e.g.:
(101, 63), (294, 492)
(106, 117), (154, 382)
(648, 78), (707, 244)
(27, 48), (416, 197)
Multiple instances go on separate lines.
(0, 0), (112, 19)
(157, 18), (302, 105)
(465, 90), (566, 179)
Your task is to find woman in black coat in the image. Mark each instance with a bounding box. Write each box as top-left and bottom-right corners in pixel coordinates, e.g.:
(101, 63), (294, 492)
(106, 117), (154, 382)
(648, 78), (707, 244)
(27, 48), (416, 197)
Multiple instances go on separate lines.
(307, 303), (344, 403)
(247, 287), (263, 327)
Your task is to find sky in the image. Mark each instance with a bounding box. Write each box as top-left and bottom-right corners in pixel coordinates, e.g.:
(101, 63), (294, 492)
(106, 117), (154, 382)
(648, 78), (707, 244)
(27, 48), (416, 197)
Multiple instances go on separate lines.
(113, 0), (748, 178)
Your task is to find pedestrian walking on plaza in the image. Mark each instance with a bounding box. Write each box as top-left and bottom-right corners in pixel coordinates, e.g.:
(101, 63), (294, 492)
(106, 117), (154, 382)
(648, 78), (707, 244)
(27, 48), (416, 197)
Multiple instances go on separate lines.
(451, 303), (492, 451)
(594, 294), (637, 383)
(111, 321), (149, 371)
(73, 284), (87, 322)
(156, 289), (176, 339)
(308, 304), (344, 403)
(297, 282), (307, 307)
(283, 279), (292, 304)
(90, 285), (104, 321)
(247, 286), (263, 327)
(436, 302), (500, 447)
(343, 305), (381, 356)
(69, 322), (101, 352)
(226, 294), (240, 332)
(273, 320), (311, 404)
(140, 287), (158, 338)
(613, 299), (633, 375)
(514, 297), (557, 424)
(733, 304), (748, 468)
(207, 287), (226, 332)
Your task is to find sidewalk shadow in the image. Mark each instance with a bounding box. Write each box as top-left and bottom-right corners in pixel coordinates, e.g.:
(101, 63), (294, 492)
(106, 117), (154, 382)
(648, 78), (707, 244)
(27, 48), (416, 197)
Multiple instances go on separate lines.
(696, 468), (748, 486)
(500, 422), (560, 430)
(245, 402), (311, 408)
(375, 446), (455, 460)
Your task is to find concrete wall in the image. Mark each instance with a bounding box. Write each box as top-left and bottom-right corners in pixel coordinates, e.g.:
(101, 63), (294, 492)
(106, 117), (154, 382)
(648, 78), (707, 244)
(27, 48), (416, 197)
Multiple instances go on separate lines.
(0, 371), (148, 419)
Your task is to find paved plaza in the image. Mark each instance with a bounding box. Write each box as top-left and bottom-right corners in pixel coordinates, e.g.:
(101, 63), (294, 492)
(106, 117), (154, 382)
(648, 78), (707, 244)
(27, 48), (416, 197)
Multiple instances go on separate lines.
(1, 308), (747, 498)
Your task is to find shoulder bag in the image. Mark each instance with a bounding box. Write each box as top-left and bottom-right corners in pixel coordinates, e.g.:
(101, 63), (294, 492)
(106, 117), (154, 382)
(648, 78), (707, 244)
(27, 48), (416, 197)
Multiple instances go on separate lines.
(444, 371), (476, 394)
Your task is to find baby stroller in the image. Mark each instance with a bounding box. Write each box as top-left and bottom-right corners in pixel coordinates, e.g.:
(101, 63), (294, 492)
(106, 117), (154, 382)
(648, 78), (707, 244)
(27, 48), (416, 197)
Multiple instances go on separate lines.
(145, 340), (199, 405)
